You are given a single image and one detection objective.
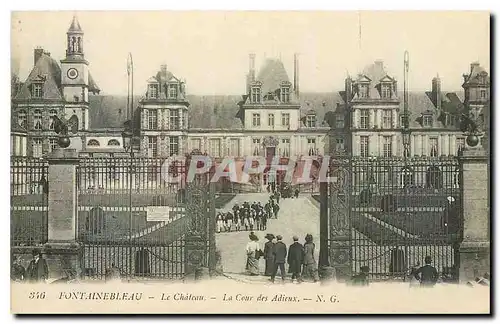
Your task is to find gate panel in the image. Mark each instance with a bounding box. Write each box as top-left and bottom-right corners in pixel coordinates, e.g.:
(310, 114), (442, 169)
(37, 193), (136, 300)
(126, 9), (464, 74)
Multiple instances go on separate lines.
(329, 156), (462, 282)
(78, 157), (190, 280)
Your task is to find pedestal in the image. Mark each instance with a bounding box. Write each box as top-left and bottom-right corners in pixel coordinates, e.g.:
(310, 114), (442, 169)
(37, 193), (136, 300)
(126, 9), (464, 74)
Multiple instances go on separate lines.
(184, 235), (207, 281)
(459, 147), (490, 284)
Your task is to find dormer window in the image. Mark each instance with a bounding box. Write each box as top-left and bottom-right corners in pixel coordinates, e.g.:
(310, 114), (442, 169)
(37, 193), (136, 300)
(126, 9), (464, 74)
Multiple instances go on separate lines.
(336, 114), (345, 129)
(32, 83), (43, 98)
(148, 84), (159, 99)
(251, 86), (261, 103)
(168, 84), (178, 99)
(306, 114), (316, 128)
(359, 83), (369, 98)
(280, 82), (291, 103)
(423, 115), (433, 127)
(381, 83), (391, 99)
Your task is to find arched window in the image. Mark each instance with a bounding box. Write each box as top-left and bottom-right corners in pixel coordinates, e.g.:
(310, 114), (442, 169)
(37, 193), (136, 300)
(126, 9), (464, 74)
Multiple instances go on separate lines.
(18, 110), (27, 129)
(86, 207), (105, 235)
(107, 139), (120, 146)
(425, 166), (443, 189)
(87, 139), (100, 146)
(400, 167), (414, 188)
(68, 115), (79, 134)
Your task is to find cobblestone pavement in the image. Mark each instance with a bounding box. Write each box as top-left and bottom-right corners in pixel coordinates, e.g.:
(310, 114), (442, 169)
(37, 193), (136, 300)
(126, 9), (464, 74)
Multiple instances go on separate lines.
(215, 194), (320, 281)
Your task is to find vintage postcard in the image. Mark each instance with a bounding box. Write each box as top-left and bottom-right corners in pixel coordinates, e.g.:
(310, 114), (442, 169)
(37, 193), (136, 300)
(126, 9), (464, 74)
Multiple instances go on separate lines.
(10, 10), (490, 314)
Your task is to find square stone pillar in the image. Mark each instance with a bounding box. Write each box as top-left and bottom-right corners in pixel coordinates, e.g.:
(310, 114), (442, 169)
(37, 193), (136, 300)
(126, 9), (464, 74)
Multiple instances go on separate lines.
(459, 147), (490, 284)
(44, 148), (83, 282)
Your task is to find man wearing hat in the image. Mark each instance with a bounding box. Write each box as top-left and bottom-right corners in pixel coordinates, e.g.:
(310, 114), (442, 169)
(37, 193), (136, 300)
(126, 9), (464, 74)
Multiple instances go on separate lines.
(263, 234), (275, 276)
(287, 235), (304, 283)
(26, 249), (49, 283)
(270, 235), (287, 283)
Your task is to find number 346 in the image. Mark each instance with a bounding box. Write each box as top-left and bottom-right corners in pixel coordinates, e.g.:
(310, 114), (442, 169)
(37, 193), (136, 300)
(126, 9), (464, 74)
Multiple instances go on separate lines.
(29, 292), (46, 299)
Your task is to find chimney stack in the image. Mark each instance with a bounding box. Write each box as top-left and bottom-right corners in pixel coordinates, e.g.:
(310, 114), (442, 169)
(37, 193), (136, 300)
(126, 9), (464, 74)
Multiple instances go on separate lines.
(160, 64), (168, 74)
(249, 53), (256, 82)
(432, 75), (441, 110)
(34, 47), (44, 66)
(294, 53), (299, 98)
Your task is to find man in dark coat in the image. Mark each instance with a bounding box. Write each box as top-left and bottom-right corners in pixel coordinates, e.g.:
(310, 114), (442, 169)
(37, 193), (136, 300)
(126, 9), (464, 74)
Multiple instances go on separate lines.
(11, 255), (26, 282)
(26, 249), (49, 283)
(270, 235), (287, 283)
(263, 234), (275, 276)
(414, 256), (439, 287)
(272, 202), (280, 219)
(287, 235), (304, 283)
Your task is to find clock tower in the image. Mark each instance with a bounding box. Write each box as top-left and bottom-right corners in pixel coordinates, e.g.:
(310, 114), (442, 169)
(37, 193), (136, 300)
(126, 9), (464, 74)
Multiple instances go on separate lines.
(60, 15), (99, 134)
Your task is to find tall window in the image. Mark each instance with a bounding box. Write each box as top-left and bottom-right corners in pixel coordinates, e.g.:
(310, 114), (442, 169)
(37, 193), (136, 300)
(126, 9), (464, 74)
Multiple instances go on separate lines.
(359, 84), (369, 98)
(251, 87), (261, 103)
(429, 137), (438, 157)
(383, 136), (393, 157)
(252, 138), (260, 155)
(209, 138), (221, 157)
(169, 136), (179, 156)
(32, 138), (43, 158)
(18, 110), (27, 129)
(335, 138), (344, 151)
(480, 89), (487, 99)
(423, 115), (433, 127)
(252, 113), (261, 127)
(307, 138), (317, 156)
(32, 83), (43, 98)
(400, 114), (409, 128)
(336, 115), (344, 129)
(281, 86), (290, 103)
(148, 84), (159, 99)
(280, 138), (290, 157)
(382, 110), (393, 129)
(148, 136), (158, 157)
(148, 109), (158, 130)
(360, 136), (369, 157)
(168, 84), (178, 99)
(33, 110), (42, 130)
(170, 109), (179, 129)
(281, 113), (290, 127)
(306, 114), (316, 128)
(268, 113), (275, 127)
(190, 138), (201, 151)
(381, 84), (391, 98)
(49, 110), (58, 130)
(49, 138), (58, 152)
(456, 138), (466, 155)
(229, 138), (240, 156)
(360, 110), (369, 129)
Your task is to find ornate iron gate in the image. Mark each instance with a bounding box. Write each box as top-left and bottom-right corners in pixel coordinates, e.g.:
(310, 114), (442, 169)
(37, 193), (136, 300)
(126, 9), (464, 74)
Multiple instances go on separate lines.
(328, 156), (463, 282)
(77, 156), (215, 280)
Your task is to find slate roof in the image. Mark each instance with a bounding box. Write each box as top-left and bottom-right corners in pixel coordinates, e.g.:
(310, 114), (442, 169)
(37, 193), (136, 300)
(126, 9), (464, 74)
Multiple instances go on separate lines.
(256, 58), (290, 95)
(463, 62), (490, 86)
(14, 53), (63, 101)
(352, 60), (398, 100)
(68, 15), (83, 33)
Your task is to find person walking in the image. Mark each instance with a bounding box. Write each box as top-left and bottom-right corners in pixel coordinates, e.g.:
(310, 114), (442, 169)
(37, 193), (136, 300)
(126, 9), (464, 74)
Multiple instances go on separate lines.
(287, 235), (304, 283)
(226, 211), (234, 232)
(263, 233), (276, 276)
(26, 249), (49, 283)
(302, 234), (319, 282)
(272, 202), (280, 219)
(216, 213), (224, 233)
(414, 256), (439, 287)
(245, 232), (262, 276)
(270, 235), (287, 283)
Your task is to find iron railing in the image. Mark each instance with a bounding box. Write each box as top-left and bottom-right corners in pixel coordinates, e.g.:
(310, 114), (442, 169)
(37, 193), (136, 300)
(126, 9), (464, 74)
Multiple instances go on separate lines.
(11, 157), (49, 246)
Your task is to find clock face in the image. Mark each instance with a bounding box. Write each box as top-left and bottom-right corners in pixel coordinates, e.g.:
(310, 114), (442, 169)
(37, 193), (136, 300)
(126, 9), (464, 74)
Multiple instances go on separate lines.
(67, 68), (79, 80)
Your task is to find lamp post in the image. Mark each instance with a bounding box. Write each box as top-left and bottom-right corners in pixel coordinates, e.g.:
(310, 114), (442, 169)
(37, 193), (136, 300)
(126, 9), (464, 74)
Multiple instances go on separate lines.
(123, 52), (134, 280)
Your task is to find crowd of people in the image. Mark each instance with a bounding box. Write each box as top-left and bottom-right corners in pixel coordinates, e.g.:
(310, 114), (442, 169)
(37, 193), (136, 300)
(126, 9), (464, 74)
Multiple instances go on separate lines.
(245, 232), (320, 284)
(216, 191), (283, 233)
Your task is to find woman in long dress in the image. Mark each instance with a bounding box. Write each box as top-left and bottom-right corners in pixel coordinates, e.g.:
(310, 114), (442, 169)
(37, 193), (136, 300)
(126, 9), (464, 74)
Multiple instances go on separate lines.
(245, 232), (261, 276)
(216, 214), (224, 233)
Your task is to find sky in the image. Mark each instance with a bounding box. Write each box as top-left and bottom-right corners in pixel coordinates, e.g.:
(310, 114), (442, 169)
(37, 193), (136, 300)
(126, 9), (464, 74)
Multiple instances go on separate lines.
(11, 11), (490, 96)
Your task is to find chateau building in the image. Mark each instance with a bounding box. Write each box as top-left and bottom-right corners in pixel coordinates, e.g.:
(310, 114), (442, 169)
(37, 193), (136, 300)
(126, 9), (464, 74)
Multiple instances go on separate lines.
(11, 16), (101, 157)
